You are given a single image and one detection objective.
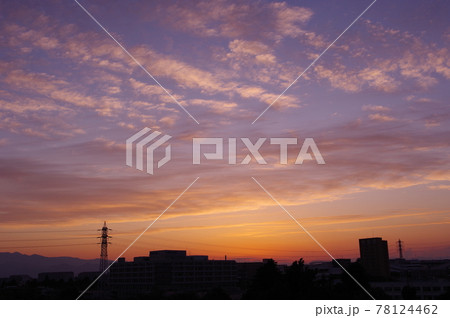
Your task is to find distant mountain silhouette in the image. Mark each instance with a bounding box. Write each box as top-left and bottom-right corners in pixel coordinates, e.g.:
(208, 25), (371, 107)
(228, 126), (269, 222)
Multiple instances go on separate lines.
(0, 252), (99, 278)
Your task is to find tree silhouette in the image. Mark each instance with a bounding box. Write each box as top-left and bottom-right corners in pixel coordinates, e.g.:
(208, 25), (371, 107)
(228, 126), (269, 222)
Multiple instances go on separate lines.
(285, 258), (319, 299)
(243, 259), (286, 299)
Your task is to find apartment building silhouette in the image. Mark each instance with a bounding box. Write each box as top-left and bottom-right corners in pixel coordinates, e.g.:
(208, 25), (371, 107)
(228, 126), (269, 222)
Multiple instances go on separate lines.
(109, 250), (238, 296)
(359, 237), (390, 279)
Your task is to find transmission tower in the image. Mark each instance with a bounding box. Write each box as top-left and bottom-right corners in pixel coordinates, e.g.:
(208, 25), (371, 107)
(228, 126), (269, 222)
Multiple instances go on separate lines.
(397, 239), (404, 259)
(98, 221), (111, 272)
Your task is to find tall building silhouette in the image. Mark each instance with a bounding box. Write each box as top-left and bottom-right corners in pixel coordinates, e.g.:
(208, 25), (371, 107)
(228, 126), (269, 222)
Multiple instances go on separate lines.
(359, 237), (390, 279)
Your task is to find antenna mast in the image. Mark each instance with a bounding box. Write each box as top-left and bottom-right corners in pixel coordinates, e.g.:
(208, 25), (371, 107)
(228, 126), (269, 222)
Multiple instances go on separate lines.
(397, 239), (404, 259)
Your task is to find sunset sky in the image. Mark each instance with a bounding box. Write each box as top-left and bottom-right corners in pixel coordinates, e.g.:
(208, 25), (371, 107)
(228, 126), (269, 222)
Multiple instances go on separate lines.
(0, 0), (449, 264)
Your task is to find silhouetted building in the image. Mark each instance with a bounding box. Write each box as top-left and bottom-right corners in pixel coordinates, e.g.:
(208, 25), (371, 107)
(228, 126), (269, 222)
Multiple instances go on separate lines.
(38, 272), (74, 282)
(370, 259), (450, 299)
(371, 279), (450, 300)
(109, 250), (237, 296)
(77, 271), (101, 282)
(307, 259), (351, 284)
(359, 237), (389, 279)
(390, 259), (450, 281)
(6, 275), (32, 286)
